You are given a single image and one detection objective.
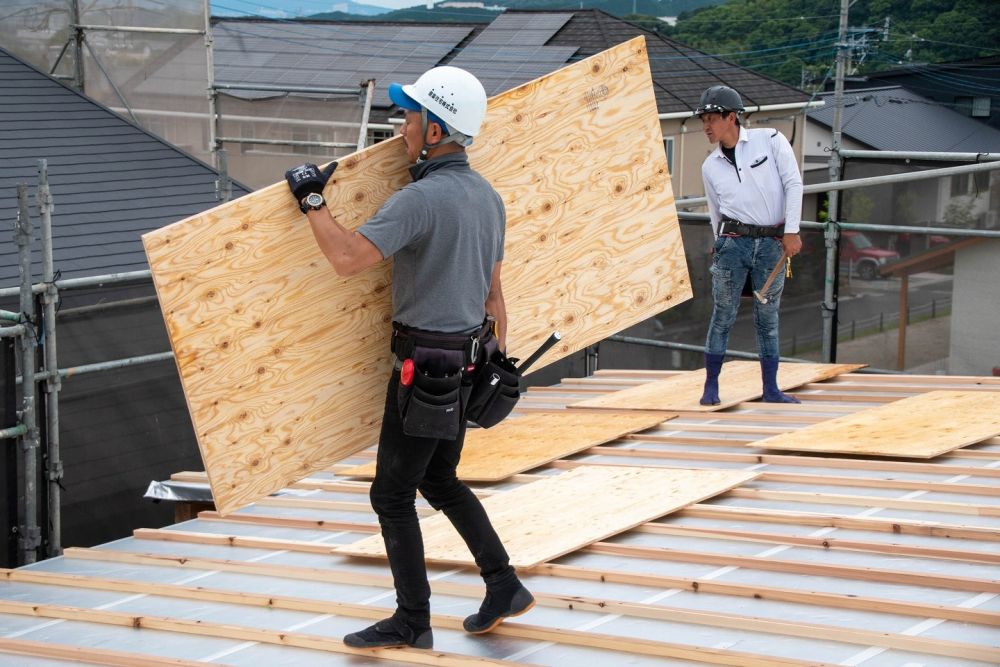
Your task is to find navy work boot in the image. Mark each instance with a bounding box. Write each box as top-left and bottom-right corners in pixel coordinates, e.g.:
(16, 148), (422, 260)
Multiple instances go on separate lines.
(760, 356), (800, 404)
(699, 353), (725, 406)
(463, 580), (535, 634)
(344, 616), (433, 649)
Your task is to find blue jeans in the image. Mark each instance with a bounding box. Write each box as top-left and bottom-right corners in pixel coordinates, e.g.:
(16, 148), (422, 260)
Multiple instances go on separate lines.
(705, 235), (785, 358)
(369, 370), (514, 628)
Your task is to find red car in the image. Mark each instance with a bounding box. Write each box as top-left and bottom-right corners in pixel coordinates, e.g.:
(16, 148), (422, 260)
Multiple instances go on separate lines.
(841, 231), (900, 280)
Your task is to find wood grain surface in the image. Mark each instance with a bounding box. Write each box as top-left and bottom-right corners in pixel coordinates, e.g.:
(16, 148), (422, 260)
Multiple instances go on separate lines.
(339, 411), (673, 481)
(752, 390), (1000, 458)
(142, 37), (689, 514)
(332, 466), (757, 567)
(569, 361), (866, 411)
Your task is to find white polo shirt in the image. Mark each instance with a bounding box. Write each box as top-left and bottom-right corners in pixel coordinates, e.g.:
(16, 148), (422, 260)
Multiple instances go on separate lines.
(701, 126), (803, 237)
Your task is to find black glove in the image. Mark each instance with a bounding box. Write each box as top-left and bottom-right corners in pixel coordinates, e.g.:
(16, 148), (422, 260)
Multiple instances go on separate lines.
(284, 162), (337, 201)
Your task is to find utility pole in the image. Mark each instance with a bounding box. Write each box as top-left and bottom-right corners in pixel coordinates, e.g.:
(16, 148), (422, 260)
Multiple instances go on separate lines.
(70, 0), (85, 92)
(821, 0), (850, 364)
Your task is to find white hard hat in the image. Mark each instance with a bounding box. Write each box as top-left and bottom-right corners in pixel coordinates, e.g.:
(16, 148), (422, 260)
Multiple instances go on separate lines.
(389, 66), (488, 137)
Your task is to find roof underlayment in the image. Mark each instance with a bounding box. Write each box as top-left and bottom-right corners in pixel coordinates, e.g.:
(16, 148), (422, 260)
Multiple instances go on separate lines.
(1, 369), (999, 665)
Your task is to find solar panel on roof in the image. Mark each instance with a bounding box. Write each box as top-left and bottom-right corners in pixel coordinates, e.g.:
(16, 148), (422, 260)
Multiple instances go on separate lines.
(212, 21), (474, 106)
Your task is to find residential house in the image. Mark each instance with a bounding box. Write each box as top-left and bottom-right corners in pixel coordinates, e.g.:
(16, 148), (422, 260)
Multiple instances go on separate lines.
(805, 85), (1000, 376)
(0, 46), (251, 560)
(805, 86), (1000, 234)
(843, 56), (1000, 131)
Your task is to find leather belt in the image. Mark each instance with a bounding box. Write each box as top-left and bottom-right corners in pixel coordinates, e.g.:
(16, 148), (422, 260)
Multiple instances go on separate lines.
(720, 219), (784, 238)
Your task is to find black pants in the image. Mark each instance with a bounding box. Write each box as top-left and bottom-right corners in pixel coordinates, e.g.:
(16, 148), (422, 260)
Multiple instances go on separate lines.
(369, 369), (515, 627)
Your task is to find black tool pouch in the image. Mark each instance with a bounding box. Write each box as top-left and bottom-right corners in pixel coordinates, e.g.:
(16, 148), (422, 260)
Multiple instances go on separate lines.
(397, 348), (464, 440)
(466, 347), (521, 429)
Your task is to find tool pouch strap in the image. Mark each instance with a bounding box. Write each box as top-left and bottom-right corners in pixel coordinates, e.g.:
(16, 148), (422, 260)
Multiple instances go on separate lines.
(391, 320), (492, 369)
(465, 344), (521, 429)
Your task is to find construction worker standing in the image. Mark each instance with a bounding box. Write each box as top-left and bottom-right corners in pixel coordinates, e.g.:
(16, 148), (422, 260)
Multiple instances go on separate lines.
(284, 65), (533, 650)
(696, 85), (803, 405)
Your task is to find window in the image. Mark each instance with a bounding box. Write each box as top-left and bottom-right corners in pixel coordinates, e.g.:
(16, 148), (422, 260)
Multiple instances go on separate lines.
(369, 127), (394, 145)
(663, 137), (674, 174)
(972, 97), (991, 118)
(951, 172), (971, 195)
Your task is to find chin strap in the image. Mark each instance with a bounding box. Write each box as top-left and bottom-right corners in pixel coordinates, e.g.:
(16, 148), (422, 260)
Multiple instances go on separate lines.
(417, 107), (473, 162)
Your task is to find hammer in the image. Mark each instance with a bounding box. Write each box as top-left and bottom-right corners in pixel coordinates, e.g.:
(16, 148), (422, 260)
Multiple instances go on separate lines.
(753, 253), (787, 304)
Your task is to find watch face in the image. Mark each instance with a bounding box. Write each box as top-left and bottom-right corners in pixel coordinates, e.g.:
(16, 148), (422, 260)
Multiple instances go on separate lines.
(306, 193), (324, 207)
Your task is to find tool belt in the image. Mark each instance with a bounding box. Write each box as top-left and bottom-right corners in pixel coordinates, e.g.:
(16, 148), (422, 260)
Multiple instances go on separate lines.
(391, 319), (520, 437)
(720, 219), (785, 238)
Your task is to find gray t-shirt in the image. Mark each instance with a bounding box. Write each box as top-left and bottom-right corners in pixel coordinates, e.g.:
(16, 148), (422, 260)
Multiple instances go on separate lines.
(358, 152), (506, 333)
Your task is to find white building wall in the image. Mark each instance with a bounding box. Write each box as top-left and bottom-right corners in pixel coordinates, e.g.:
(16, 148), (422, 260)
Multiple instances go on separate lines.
(949, 239), (1000, 375)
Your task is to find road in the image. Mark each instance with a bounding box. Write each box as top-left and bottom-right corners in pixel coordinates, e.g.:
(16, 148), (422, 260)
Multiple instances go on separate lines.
(656, 272), (955, 357)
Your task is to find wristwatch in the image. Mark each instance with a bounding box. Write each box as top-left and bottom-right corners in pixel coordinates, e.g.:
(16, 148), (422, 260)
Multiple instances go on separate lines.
(299, 192), (325, 214)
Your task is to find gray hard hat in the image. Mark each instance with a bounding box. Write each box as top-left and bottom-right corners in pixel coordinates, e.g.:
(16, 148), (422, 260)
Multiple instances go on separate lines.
(695, 85), (745, 116)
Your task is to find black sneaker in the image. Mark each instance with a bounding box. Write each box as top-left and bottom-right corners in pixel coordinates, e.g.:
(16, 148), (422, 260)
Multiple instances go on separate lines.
(343, 616), (433, 649)
(463, 582), (535, 634)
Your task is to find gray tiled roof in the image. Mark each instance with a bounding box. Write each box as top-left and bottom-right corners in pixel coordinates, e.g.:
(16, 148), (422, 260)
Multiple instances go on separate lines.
(448, 13), (578, 97)
(212, 19), (479, 107)
(0, 47), (251, 290)
(211, 11), (807, 116)
(808, 86), (1000, 152)
(539, 10), (809, 114)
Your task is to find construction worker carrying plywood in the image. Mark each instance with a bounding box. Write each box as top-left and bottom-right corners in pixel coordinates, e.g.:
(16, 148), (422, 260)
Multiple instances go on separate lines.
(284, 65), (533, 650)
(696, 85), (803, 405)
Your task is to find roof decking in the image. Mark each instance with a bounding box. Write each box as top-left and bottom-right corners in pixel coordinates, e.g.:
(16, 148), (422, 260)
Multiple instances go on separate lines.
(2, 369), (998, 665)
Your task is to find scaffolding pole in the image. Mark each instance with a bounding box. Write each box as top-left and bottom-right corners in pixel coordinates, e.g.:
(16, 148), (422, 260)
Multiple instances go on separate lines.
(204, 0), (219, 172)
(37, 161), (62, 557)
(15, 186), (40, 565)
(357, 79), (376, 152)
(822, 0), (850, 363)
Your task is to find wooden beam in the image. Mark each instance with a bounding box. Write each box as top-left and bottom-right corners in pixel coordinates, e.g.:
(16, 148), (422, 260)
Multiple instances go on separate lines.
(62, 547), (1000, 629)
(583, 448), (1000, 495)
(0, 568), (826, 667)
(635, 523), (1000, 564)
(0, 638), (207, 667)
(0, 599), (517, 667)
(537, 562), (1000, 628)
(898, 273), (909, 371)
(583, 542), (1000, 594)
(725, 487), (1000, 517)
(680, 504), (1000, 542)
(18, 566), (992, 662)
(130, 521), (999, 596)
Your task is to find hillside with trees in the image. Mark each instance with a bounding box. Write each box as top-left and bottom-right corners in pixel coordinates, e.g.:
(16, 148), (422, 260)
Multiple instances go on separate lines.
(667, 0), (1000, 88)
(312, 0), (723, 23)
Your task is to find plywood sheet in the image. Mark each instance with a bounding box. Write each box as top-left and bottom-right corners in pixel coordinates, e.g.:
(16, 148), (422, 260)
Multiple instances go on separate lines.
(752, 390), (1000, 458)
(570, 361), (865, 412)
(142, 37), (690, 514)
(339, 411), (673, 481)
(333, 466), (757, 567)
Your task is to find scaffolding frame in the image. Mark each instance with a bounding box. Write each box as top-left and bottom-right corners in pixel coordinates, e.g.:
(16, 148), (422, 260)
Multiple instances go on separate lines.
(50, 1), (380, 200)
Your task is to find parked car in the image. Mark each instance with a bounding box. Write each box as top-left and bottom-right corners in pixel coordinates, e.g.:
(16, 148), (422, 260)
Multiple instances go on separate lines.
(841, 231), (900, 280)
